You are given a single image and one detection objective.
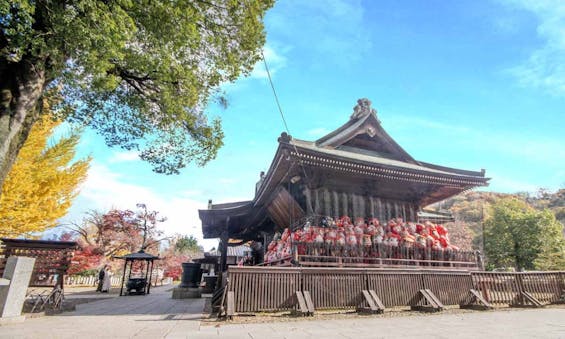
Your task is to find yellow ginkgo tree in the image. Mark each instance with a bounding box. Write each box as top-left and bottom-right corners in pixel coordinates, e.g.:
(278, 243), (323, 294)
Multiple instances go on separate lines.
(0, 114), (91, 238)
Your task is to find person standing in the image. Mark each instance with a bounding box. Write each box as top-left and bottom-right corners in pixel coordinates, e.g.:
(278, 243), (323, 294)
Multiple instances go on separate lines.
(96, 265), (107, 292)
(101, 266), (112, 293)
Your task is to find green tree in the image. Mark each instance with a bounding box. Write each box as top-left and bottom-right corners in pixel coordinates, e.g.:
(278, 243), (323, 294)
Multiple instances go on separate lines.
(0, 0), (274, 194)
(175, 235), (203, 254)
(484, 197), (565, 271)
(534, 209), (565, 270)
(0, 113), (90, 238)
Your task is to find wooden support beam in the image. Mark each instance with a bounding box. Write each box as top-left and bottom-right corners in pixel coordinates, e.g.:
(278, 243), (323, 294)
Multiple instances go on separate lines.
(555, 289), (565, 304)
(425, 289), (444, 309)
(303, 291), (315, 314)
(358, 290), (385, 314)
(369, 290), (386, 311)
(359, 290), (379, 313)
(460, 289), (492, 310)
(295, 291), (309, 315)
(521, 291), (543, 308)
(411, 289), (443, 312)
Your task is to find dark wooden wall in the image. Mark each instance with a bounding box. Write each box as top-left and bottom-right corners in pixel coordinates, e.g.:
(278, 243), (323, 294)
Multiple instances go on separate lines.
(301, 187), (419, 221)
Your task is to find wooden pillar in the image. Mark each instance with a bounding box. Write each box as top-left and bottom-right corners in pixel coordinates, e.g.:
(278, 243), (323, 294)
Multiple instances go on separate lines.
(303, 188), (314, 215)
(220, 226), (229, 273)
(351, 193), (359, 218)
(313, 188), (320, 215)
(368, 196), (375, 218)
(332, 190), (339, 217)
(217, 227), (229, 291)
(322, 188), (331, 216)
(377, 198), (383, 222)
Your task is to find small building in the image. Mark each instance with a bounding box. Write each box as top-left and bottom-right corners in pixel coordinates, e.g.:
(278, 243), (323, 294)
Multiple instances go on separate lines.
(194, 244), (253, 275)
(0, 238), (77, 289)
(199, 99), (489, 272)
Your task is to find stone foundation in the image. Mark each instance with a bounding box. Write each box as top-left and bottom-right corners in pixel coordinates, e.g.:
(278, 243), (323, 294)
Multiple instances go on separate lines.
(172, 287), (201, 299)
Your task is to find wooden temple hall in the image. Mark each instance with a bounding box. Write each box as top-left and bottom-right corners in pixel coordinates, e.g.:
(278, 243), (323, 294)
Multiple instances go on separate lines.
(199, 99), (489, 273)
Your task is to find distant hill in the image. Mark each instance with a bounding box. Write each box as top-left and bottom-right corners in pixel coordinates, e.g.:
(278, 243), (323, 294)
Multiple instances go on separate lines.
(428, 189), (565, 251)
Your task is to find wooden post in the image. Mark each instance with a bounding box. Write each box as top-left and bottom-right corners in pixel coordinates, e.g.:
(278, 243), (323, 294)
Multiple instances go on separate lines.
(220, 229), (229, 273)
(558, 272), (565, 297)
(515, 273), (525, 306)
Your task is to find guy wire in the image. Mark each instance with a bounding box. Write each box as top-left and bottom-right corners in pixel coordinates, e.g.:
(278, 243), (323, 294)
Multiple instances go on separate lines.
(260, 50), (314, 214)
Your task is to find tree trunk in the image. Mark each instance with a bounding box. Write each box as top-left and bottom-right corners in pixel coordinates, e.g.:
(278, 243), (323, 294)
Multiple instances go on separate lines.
(0, 58), (46, 199)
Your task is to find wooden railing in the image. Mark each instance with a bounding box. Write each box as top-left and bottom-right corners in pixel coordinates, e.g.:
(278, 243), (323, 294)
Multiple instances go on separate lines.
(227, 266), (565, 313)
(228, 267), (300, 312)
(265, 242), (481, 270)
(472, 272), (564, 306)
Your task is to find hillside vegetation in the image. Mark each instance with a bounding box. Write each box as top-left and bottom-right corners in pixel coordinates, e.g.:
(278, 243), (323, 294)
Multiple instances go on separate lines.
(431, 188), (565, 270)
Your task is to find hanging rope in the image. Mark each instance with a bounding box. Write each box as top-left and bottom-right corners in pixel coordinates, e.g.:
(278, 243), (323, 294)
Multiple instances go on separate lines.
(260, 50), (314, 216)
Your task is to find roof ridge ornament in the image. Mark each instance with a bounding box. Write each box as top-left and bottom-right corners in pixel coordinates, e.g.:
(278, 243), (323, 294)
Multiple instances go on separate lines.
(350, 98), (377, 121)
(278, 132), (292, 143)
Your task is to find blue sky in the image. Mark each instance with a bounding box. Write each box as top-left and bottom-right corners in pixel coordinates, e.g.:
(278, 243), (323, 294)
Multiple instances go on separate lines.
(60, 0), (565, 249)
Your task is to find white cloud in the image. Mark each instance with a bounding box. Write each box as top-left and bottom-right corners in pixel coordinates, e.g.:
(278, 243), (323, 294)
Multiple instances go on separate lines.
(488, 173), (540, 193)
(503, 0), (565, 95)
(108, 150), (139, 163)
(306, 127), (331, 137)
(268, 0), (370, 65)
(387, 115), (565, 167)
(63, 163), (218, 250)
(250, 45), (288, 79)
(384, 115), (472, 135)
(218, 178), (236, 184)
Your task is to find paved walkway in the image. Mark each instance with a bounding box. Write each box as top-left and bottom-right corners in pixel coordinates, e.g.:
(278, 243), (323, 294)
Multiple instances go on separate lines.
(1, 286), (564, 338)
(0, 285), (205, 339)
(197, 307), (565, 339)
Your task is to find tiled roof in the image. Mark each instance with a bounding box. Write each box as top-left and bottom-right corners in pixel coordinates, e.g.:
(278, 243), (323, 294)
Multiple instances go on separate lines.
(207, 244), (251, 257)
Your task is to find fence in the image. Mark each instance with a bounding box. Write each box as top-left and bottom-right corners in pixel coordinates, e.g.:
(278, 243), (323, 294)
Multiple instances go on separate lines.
(63, 275), (173, 287)
(64, 275), (123, 287)
(227, 266), (565, 313)
(472, 271), (564, 306)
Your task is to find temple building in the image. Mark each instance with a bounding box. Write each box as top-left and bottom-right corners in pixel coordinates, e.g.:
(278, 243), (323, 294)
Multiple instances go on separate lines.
(199, 99), (489, 270)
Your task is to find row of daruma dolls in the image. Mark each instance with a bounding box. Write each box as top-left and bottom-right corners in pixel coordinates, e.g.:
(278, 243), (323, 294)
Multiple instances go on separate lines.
(264, 216), (459, 262)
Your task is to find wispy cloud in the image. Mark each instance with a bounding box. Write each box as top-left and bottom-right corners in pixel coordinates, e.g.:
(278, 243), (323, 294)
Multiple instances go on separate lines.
(268, 0), (370, 65)
(108, 150), (139, 163)
(503, 0), (565, 95)
(306, 127), (331, 137)
(386, 114), (565, 166)
(384, 115), (472, 135)
(63, 163), (217, 250)
(218, 178), (236, 184)
(250, 45), (288, 79)
(488, 172), (540, 193)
